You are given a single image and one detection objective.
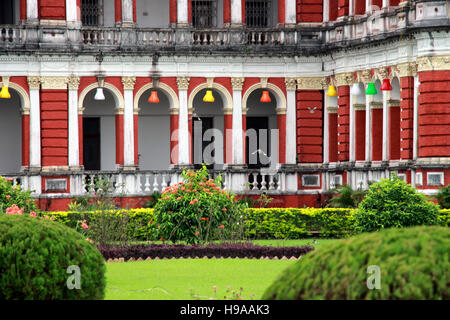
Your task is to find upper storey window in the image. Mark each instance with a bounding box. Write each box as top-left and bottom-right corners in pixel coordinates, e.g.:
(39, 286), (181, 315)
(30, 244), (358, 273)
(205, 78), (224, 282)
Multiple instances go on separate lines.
(0, 0), (17, 25)
(192, 0), (217, 28)
(246, 0), (272, 28)
(82, 0), (104, 26)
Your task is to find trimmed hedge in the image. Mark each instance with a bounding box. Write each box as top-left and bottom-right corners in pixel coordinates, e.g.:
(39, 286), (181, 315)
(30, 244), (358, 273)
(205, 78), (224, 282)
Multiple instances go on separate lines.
(262, 226), (450, 300)
(99, 243), (314, 260)
(43, 207), (450, 240)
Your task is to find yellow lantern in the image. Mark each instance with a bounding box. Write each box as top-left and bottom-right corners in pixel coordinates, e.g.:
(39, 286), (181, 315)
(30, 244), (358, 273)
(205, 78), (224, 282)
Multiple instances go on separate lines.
(326, 85), (337, 97)
(0, 86), (11, 99)
(203, 90), (215, 103)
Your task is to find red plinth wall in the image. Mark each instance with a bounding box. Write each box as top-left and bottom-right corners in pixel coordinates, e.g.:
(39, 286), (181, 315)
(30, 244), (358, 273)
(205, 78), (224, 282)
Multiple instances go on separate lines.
(400, 76), (414, 160)
(39, 0), (66, 20)
(418, 71), (450, 157)
(41, 90), (68, 167)
(337, 86), (350, 161)
(297, 0), (323, 22)
(296, 90), (323, 163)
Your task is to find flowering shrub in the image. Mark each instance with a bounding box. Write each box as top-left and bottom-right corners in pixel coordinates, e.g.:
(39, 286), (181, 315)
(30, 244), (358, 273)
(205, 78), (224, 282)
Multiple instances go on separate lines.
(153, 165), (246, 244)
(0, 176), (37, 215)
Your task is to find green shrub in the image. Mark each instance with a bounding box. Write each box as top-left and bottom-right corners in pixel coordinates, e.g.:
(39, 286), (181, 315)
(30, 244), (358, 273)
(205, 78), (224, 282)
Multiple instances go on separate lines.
(0, 214), (106, 300)
(0, 176), (37, 214)
(435, 185), (450, 209)
(154, 165), (246, 244)
(326, 184), (367, 208)
(262, 226), (450, 300)
(355, 175), (439, 232)
(438, 209), (450, 227)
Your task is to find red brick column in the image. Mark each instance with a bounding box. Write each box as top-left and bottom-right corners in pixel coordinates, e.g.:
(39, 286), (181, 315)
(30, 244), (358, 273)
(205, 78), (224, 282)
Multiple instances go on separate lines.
(355, 107), (366, 161)
(296, 0), (323, 23)
(328, 110), (338, 163)
(296, 89), (323, 163)
(78, 114), (83, 166)
(337, 0), (349, 18)
(115, 0), (122, 24)
(278, 0), (285, 24)
(224, 113), (232, 164)
(330, 0), (338, 21)
(170, 0), (177, 25)
(20, 0), (26, 21)
(355, 0), (365, 14)
(134, 113), (138, 166)
(372, 106), (383, 161)
(418, 70), (450, 158)
(22, 114), (30, 167)
(389, 104), (400, 160)
(115, 113), (124, 166)
(337, 86), (350, 161)
(399, 75), (414, 160)
(39, 0), (66, 20)
(277, 112), (286, 164)
(223, 0), (231, 25)
(170, 112), (179, 165)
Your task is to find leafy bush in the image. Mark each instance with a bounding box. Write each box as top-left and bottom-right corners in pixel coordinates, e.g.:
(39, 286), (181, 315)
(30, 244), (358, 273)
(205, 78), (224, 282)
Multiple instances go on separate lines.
(435, 185), (450, 209)
(0, 214), (105, 300)
(99, 242), (314, 260)
(245, 208), (356, 238)
(144, 191), (162, 208)
(262, 226), (450, 300)
(355, 175), (439, 232)
(154, 165), (246, 244)
(326, 184), (367, 208)
(0, 176), (37, 214)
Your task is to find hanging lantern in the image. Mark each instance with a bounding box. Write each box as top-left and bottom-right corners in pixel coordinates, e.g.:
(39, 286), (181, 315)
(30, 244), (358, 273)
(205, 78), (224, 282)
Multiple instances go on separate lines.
(351, 83), (362, 96)
(0, 86), (11, 99)
(148, 90), (160, 103)
(260, 90), (271, 103)
(203, 90), (215, 103)
(326, 85), (337, 97)
(380, 79), (392, 91)
(94, 87), (105, 100)
(365, 83), (377, 95)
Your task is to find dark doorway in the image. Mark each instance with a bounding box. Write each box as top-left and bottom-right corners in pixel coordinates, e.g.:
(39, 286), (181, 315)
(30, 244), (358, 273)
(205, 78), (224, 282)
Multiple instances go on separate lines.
(192, 117), (214, 169)
(246, 116), (269, 169)
(0, 0), (15, 24)
(83, 117), (101, 171)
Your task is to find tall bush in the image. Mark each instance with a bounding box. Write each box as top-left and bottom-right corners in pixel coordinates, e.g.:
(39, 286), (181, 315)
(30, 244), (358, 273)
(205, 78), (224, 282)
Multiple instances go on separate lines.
(355, 175), (439, 232)
(435, 184), (450, 209)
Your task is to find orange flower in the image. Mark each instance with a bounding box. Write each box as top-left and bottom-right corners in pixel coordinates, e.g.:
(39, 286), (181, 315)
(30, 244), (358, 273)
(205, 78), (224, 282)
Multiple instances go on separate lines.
(160, 238), (163, 241)
(177, 196), (183, 200)
(194, 231), (199, 236)
(219, 225), (224, 228)
(222, 208), (227, 212)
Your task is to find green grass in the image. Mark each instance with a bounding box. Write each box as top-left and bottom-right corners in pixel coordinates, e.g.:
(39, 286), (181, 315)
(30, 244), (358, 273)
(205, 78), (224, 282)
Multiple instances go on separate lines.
(105, 259), (296, 300)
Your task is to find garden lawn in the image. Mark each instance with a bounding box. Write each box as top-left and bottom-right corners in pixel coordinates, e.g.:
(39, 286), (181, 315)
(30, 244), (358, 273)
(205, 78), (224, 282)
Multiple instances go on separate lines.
(105, 259), (296, 300)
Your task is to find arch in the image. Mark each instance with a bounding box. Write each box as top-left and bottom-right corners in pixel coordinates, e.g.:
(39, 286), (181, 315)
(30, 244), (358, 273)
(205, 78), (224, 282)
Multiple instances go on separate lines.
(78, 82), (124, 113)
(188, 82), (233, 111)
(134, 82), (180, 113)
(0, 81), (30, 113)
(242, 82), (286, 112)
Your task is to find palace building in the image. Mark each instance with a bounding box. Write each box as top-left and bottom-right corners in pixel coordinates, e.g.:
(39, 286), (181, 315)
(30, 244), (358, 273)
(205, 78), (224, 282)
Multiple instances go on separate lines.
(0, 0), (449, 210)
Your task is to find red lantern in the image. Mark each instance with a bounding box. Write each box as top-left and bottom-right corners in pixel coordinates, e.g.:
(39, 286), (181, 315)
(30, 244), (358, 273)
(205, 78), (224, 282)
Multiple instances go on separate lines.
(260, 90), (271, 103)
(148, 91), (160, 103)
(380, 79), (392, 91)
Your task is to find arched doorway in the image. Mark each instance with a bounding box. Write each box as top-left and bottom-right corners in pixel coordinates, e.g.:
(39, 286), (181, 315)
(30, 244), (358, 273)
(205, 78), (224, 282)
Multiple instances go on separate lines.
(0, 88), (22, 173)
(82, 88), (117, 171)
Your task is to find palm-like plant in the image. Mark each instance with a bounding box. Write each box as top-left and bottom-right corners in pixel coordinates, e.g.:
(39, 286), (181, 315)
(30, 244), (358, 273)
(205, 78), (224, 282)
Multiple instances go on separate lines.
(326, 184), (367, 208)
(434, 184), (450, 209)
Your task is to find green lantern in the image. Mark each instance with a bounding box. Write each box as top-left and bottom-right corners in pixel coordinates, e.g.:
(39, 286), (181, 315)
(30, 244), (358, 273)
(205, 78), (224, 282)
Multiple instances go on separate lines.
(365, 83), (377, 95)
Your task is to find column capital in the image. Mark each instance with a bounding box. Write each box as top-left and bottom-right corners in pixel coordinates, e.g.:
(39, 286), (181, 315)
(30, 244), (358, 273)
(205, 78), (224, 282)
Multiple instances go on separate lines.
(376, 67), (389, 80)
(231, 77), (245, 90)
(67, 76), (81, 90)
(296, 77), (327, 90)
(396, 62), (417, 77)
(176, 77), (190, 90)
(27, 76), (41, 89)
(122, 76), (136, 90)
(357, 70), (372, 84)
(285, 77), (297, 91)
(335, 72), (355, 87)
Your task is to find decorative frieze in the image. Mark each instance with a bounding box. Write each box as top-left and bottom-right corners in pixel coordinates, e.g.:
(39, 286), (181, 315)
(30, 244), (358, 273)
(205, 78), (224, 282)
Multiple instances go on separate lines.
(327, 106), (338, 113)
(285, 77), (297, 91)
(27, 76), (40, 89)
(67, 76), (80, 90)
(396, 62), (417, 77)
(122, 76), (136, 90)
(231, 77), (244, 90)
(335, 72), (354, 87)
(176, 77), (190, 90)
(296, 77), (327, 90)
(416, 55), (450, 72)
(40, 76), (68, 90)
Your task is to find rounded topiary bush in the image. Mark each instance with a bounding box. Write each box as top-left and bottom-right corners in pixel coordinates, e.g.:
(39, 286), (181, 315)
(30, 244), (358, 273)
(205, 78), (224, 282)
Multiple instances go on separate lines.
(0, 214), (106, 300)
(354, 175), (439, 232)
(262, 226), (450, 300)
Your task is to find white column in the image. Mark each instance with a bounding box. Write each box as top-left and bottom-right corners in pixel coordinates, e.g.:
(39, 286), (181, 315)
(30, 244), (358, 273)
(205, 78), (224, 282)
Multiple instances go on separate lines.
(231, 0), (243, 25)
(382, 0), (389, 8)
(366, 0), (372, 13)
(122, 0), (134, 24)
(365, 93), (372, 162)
(27, 0), (38, 20)
(122, 77), (136, 167)
(177, 0), (189, 25)
(413, 75), (419, 160)
(382, 90), (389, 162)
(66, 0), (80, 25)
(177, 77), (190, 165)
(285, 78), (297, 164)
(27, 76), (40, 169)
(231, 78), (244, 164)
(349, 89), (356, 162)
(285, 0), (297, 24)
(68, 77), (80, 168)
(323, 90), (330, 164)
(349, 0), (355, 16)
(323, 0), (329, 22)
